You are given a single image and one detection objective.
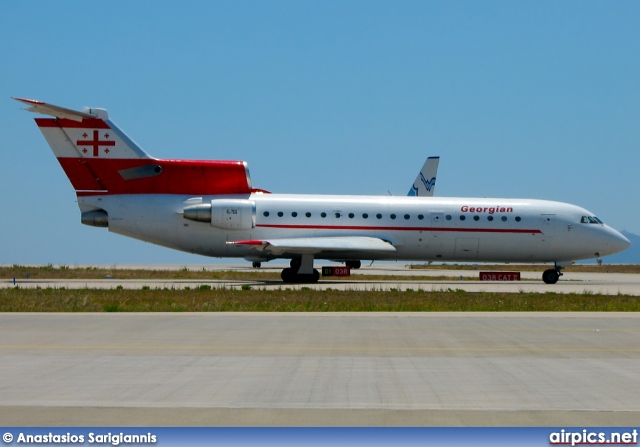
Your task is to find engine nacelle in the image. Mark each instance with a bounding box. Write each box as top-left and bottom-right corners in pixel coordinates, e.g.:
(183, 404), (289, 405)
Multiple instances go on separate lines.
(183, 204), (212, 223)
(81, 209), (108, 227)
(184, 199), (255, 230)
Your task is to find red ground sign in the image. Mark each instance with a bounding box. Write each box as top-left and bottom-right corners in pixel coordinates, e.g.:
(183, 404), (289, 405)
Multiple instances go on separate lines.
(322, 267), (351, 277)
(479, 272), (521, 281)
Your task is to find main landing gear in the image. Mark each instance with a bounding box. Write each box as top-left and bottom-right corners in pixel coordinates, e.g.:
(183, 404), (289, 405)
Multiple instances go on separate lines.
(542, 263), (566, 285)
(281, 255), (320, 283)
(345, 260), (361, 269)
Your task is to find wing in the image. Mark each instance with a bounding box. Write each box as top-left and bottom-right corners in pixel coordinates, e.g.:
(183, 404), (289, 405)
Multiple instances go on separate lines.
(227, 236), (396, 256)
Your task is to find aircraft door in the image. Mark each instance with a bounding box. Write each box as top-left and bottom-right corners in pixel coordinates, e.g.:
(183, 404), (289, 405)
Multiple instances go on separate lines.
(538, 213), (556, 256)
(430, 211), (444, 258)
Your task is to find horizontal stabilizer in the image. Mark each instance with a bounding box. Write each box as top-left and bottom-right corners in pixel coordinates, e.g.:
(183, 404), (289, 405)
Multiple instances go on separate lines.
(228, 236), (396, 256)
(13, 97), (104, 121)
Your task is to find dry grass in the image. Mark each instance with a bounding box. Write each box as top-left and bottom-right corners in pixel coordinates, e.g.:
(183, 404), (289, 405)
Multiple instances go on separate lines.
(1, 287), (639, 312)
(3, 263), (637, 282)
(2, 265), (282, 281)
(3, 264), (639, 313)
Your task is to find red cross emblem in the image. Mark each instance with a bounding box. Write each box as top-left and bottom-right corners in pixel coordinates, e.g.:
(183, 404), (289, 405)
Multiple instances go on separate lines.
(76, 130), (115, 157)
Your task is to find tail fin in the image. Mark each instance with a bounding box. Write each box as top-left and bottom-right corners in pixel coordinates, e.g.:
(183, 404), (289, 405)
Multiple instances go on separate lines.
(15, 98), (257, 196)
(407, 156), (439, 197)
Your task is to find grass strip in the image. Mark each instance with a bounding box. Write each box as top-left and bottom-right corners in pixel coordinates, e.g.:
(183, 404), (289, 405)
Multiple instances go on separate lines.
(3, 264), (638, 281)
(1, 287), (639, 312)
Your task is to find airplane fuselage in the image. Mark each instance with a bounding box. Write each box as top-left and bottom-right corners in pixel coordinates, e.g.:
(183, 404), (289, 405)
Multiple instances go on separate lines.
(79, 193), (626, 264)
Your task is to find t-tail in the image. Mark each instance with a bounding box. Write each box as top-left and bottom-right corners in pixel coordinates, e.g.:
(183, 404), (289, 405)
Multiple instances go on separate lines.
(14, 97), (261, 197)
(407, 156), (439, 196)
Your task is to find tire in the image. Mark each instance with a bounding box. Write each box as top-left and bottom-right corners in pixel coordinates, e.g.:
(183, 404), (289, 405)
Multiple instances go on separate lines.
(281, 267), (295, 282)
(252, 262), (261, 268)
(346, 260), (361, 269)
(542, 269), (559, 284)
(281, 268), (320, 283)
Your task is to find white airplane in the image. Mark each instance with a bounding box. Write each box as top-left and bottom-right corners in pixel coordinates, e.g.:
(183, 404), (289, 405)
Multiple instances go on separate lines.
(248, 155), (441, 269)
(408, 156), (439, 197)
(15, 98), (630, 284)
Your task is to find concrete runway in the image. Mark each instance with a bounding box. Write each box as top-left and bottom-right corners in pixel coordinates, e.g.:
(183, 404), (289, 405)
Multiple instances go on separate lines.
(1, 312), (639, 426)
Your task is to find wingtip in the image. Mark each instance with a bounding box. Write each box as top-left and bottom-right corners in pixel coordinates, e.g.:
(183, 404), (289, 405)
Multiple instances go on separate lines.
(12, 97), (44, 105)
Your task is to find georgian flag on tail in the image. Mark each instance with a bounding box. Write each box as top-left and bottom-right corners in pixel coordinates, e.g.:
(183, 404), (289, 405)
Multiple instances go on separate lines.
(14, 97), (149, 160)
(14, 98), (260, 196)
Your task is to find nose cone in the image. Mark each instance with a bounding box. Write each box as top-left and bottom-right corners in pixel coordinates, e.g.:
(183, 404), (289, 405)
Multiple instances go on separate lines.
(600, 227), (631, 257)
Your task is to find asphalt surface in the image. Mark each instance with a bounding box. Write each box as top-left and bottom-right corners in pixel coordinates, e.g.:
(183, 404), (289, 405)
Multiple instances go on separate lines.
(0, 312), (638, 426)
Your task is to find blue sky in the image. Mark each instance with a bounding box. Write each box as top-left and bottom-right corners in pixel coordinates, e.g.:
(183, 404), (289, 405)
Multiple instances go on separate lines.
(1, 1), (639, 265)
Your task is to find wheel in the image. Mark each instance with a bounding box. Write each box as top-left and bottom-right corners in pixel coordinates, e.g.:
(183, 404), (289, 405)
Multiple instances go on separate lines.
(345, 260), (361, 269)
(542, 269), (559, 284)
(252, 261), (261, 268)
(281, 268), (320, 283)
(281, 267), (296, 282)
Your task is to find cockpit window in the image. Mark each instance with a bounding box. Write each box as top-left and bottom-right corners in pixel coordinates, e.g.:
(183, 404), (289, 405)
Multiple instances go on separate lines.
(581, 216), (604, 224)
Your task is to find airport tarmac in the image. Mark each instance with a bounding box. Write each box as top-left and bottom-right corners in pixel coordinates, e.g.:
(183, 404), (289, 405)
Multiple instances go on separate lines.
(0, 312), (639, 426)
(3, 263), (640, 295)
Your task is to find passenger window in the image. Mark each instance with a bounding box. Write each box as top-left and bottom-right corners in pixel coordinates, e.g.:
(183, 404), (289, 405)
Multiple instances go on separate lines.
(376, 213), (382, 219)
(501, 216), (507, 222)
(418, 214), (424, 220)
(263, 211), (269, 217)
(460, 215), (466, 221)
(277, 211), (283, 217)
(306, 212), (311, 218)
(473, 216), (479, 221)
(291, 212), (297, 217)
(335, 212), (341, 218)
(321, 212), (327, 218)
(363, 213), (369, 219)
(446, 215), (452, 220)
(487, 216), (493, 221)
(390, 214), (396, 219)
(515, 216), (521, 222)
(404, 214), (410, 220)
(348, 213), (355, 218)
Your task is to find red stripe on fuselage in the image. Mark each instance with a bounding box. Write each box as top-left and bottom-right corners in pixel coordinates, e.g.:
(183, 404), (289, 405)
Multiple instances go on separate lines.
(256, 223), (542, 234)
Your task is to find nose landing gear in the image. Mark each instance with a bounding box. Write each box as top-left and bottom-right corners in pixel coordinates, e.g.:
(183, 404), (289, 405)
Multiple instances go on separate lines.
(542, 263), (567, 284)
(542, 269), (560, 284)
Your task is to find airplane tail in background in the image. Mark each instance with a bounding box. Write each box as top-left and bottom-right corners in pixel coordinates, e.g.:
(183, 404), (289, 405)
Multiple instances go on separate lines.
(407, 156), (439, 197)
(14, 97), (257, 196)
